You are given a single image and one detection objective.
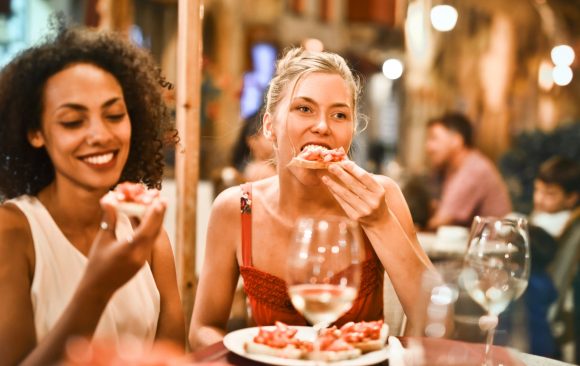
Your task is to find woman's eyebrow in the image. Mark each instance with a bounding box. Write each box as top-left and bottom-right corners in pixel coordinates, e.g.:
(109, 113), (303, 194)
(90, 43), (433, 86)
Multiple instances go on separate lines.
(55, 97), (123, 112)
(293, 96), (351, 109)
(102, 97), (123, 109)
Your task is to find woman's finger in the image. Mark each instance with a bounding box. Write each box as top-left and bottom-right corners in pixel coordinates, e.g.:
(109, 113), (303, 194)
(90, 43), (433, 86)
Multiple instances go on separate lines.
(98, 200), (118, 242)
(323, 177), (360, 217)
(339, 161), (383, 192)
(322, 175), (367, 213)
(131, 198), (167, 243)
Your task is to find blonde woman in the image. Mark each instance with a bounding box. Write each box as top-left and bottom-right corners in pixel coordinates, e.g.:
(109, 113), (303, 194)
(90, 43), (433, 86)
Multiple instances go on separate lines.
(190, 48), (432, 349)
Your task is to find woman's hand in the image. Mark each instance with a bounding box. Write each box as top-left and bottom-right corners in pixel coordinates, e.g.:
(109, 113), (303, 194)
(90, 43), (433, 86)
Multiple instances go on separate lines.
(81, 197), (167, 298)
(322, 161), (388, 226)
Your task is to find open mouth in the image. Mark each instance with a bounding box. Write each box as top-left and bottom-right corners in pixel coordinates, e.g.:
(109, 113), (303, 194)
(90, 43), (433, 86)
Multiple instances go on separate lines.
(300, 143), (332, 152)
(80, 151), (117, 166)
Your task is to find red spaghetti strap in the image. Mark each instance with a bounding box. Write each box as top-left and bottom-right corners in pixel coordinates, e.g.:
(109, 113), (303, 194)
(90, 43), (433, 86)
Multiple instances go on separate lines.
(241, 183), (253, 267)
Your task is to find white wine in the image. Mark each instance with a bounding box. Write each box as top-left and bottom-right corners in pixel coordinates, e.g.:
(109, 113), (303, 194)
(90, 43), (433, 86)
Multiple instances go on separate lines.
(289, 284), (357, 325)
(462, 268), (528, 315)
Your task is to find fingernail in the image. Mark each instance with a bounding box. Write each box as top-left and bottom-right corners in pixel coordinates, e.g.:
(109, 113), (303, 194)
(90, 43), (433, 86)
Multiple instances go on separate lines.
(328, 165), (338, 173)
(321, 176), (329, 183)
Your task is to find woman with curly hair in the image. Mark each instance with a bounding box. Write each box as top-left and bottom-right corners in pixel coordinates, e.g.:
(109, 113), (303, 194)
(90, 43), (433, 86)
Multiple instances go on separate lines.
(0, 24), (184, 365)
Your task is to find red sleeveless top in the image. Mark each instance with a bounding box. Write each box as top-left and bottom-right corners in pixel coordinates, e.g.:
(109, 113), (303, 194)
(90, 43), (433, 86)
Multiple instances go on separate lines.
(238, 183), (384, 327)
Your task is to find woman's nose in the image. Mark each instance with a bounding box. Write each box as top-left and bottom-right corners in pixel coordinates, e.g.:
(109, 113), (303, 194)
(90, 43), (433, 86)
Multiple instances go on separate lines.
(86, 119), (112, 146)
(311, 115), (330, 134)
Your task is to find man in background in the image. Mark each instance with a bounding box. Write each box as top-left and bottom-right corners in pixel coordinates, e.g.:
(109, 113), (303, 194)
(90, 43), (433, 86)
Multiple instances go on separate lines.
(425, 112), (512, 230)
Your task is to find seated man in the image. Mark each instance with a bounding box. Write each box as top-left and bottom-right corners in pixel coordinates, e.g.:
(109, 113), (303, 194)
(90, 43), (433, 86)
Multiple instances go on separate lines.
(425, 112), (512, 230)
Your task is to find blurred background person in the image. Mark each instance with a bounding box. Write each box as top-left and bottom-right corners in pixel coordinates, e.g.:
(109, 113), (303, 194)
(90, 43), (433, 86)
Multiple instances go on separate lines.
(425, 112), (512, 230)
(531, 156), (580, 238)
(231, 108), (276, 183)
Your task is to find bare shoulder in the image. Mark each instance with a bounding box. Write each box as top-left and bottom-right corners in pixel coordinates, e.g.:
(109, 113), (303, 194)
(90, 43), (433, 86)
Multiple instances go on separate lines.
(373, 174), (403, 194)
(0, 203), (33, 270)
(210, 185), (243, 220)
(0, 203), (32, 243)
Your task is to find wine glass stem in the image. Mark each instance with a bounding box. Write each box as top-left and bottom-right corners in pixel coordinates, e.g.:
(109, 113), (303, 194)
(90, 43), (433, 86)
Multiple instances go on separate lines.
(484, 324), (496, 366)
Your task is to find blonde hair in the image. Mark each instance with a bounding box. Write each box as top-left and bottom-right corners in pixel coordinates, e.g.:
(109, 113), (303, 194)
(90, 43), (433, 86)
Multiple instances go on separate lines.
(264, 47), (363, 131)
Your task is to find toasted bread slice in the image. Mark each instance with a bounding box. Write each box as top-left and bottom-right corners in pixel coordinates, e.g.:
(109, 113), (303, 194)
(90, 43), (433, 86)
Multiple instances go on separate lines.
(116, 202), (147, 219)
(244, 339), (304, 359)
(348, 323), (389, 352)
(287, 157), (335, 169)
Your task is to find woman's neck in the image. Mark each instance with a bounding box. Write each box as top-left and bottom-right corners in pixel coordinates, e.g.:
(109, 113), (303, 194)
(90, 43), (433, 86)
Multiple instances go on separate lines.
(37, 181), (106, 231)
(275, 170), (344, 218)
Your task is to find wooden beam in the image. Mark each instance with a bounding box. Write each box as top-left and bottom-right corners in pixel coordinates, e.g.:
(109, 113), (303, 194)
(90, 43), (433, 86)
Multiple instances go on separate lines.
(176, 0), (202, 335)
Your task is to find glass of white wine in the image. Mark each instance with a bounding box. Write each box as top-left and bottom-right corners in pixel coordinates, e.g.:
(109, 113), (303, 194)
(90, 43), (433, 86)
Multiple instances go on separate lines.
(287, 216), (364, 330)
(460, 216), (530, 365)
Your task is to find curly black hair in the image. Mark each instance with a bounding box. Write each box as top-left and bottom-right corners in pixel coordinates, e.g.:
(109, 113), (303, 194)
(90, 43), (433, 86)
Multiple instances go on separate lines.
(0, 23), (177, 198)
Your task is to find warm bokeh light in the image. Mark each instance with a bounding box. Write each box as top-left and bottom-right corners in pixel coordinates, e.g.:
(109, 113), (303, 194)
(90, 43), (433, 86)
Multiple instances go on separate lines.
(551, 44), (575, 66)
(382, 58), (404, 80)
(430, 5), (458, 32)
(552, 65), (573, 86)
(302, 38), (324, 52)
(538, 60), (554, 91)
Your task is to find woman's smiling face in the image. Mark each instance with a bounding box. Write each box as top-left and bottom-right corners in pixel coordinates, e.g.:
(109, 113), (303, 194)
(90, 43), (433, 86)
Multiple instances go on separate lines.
(28, 63), (131, 192)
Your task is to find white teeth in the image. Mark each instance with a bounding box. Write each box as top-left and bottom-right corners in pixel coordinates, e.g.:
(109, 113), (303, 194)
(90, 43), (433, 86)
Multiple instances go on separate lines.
(303, 144), (329, 151)
(83, 153), (114, 165)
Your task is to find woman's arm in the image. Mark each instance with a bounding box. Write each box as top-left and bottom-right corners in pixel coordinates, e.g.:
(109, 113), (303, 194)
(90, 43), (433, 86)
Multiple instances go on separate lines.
(0, 205), (41, 365)
(151, 230), (186, 346)
(322, 161), (434, 334)
(0, 199), (168, 365)
(189, 187), (241, 350)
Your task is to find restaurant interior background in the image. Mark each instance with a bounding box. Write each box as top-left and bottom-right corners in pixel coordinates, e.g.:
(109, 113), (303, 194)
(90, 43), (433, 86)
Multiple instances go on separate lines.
(1, 0), (580, 362)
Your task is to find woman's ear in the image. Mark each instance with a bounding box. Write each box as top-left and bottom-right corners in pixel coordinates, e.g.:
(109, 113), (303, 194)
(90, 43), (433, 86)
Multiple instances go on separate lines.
(27, 130), (45, 148)
(262, 112), (276, 143)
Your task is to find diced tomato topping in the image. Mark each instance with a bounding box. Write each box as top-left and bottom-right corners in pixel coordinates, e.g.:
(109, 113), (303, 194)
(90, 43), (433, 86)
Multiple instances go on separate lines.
(298, 146), (347, 162)
(113, 182), (159, 204)
(252, 322), (312, 350)
(339, 320), (383, 343)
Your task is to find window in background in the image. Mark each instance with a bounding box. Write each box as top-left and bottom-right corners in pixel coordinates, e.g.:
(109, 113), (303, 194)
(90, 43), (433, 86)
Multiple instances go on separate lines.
(240, 42), (276, 119)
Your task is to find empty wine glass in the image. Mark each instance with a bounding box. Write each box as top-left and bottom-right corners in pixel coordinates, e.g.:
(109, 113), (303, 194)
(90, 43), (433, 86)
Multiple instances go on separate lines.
(287, 216), (364, 331)
(460, 216), (530, 365)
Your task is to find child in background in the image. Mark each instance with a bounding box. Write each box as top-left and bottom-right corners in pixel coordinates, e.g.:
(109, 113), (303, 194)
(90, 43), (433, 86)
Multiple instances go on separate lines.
(531, 156), (580, 238)
(528, 156), (580, 360)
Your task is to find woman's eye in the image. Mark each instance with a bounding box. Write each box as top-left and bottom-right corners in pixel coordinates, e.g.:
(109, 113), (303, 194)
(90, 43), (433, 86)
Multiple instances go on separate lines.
(60, 120), (83, 128)
(333, 112), (350, 120)
(297, 105), (311, 113)
(107, 113), (126, 122)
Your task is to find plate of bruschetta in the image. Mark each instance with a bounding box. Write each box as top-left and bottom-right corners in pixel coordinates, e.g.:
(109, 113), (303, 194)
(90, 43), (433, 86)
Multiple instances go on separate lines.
(223, 320), (390, 366)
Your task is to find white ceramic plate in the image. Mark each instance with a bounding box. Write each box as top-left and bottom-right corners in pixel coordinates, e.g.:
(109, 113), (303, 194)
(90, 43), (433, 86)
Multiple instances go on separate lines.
(223, 326), (390, 366)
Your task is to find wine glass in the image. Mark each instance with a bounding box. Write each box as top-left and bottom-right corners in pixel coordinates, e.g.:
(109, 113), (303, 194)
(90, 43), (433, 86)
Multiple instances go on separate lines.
(460, 216), (530, 365)
(287, 216), (364, 331)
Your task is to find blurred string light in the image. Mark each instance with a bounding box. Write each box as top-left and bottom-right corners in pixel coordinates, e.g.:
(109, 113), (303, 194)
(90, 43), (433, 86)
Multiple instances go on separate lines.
(430, 5), (458, 32)
(551, 45), (575, 66)
(538, 45), (575, 88)
(382, 58), (404, 80)
(552, 65), (573, 86)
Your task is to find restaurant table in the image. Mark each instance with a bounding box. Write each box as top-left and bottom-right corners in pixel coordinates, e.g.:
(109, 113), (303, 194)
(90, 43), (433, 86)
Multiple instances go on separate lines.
(189, 336), (573, 366)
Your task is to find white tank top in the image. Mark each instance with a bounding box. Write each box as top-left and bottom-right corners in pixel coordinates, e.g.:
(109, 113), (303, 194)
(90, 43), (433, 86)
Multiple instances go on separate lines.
(9, 195), (160, 345)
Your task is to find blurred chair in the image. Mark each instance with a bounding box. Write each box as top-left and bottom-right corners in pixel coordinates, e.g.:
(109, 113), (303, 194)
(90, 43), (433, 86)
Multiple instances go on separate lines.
(547, 214), (580, 346)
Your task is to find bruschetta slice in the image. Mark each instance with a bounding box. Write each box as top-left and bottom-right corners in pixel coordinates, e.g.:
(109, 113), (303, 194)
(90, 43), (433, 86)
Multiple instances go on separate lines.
(288, 145), (348, 169)
(243, 321), (312, 359)
(102, 182), (160, 219)
(339, 320), (389, 353)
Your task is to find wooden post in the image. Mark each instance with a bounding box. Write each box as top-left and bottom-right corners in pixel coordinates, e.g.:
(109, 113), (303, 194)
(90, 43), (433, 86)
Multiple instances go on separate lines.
(176, 0), (202, 334)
